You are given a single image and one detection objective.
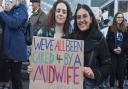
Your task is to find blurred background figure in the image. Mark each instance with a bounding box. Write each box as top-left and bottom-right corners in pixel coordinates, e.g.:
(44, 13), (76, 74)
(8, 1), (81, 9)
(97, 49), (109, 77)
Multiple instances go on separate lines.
(0, 0), (6, 88)
(0, 0), (3, 56)
(0, 0), (28, 89)
(99, 19), (111, 89)
(95, 15), (104, 30)
(101, 19), (111, 38)
(29, 0), (46, 37)
(106, 12), (128, 89)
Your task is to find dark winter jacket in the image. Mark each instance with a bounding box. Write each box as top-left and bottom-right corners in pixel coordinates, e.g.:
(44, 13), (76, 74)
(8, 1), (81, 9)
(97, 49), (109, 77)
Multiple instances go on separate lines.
(29, 8), (46, 36)
(70, 27), (111, 85)
(106, 26), (128, 56)
(0, 4), (28, 62)
(0, 17), (4, 58)
(37, 26), (111, 85)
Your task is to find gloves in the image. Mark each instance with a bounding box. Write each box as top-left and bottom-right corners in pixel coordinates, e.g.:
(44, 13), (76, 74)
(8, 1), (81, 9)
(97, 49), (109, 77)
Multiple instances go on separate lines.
(0, 6), (4, 12)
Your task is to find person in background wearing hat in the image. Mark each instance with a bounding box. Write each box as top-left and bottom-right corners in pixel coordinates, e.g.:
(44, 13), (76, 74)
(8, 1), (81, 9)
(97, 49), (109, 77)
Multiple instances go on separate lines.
(0, 0), (28, 89)
(29, 0), (46, 36)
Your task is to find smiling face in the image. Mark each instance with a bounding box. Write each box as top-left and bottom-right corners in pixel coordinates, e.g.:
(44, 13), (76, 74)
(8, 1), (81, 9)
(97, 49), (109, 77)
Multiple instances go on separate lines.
(76, 8), (92, 31)
(116, 13), (124, 24)
(55, 3), (67, 25)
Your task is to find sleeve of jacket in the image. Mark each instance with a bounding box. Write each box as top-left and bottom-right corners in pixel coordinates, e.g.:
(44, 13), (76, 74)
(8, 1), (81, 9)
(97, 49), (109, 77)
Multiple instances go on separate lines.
(121, 32), (128, 53)
(0, 7), (27, 29)
(125, 28), (128, 55)
(92, 37), (111, 84)
(106, 27), (115, 53)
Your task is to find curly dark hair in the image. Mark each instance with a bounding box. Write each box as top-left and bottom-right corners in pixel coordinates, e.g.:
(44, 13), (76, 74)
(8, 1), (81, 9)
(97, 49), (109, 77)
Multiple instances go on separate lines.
(45, 0), (72, 35)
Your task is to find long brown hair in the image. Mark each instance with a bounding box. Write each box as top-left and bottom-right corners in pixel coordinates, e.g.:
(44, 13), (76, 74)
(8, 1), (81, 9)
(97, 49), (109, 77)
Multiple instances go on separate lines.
(111, 12), (127, 32)
(44, 0), (72, 34)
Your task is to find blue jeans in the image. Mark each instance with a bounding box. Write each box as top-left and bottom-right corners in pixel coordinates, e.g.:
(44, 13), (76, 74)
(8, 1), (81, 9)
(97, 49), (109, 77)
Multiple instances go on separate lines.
(84, 79), (96, 89)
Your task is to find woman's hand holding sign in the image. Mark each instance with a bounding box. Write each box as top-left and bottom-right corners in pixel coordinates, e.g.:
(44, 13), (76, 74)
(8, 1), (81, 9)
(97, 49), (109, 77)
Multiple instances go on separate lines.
(83, 67), (95, 79)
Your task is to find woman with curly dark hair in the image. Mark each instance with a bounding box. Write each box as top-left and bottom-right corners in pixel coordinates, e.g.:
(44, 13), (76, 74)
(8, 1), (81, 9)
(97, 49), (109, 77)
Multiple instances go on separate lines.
(37, 0), (72, 38)
(27, 0), (73, 74)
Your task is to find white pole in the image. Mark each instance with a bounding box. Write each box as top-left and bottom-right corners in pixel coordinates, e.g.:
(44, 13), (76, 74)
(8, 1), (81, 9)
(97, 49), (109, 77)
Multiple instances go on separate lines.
(114, 0), (118, 15)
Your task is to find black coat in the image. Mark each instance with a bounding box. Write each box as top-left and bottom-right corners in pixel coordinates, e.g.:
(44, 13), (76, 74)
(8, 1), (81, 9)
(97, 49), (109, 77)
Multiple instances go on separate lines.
(71, 28), (111, 85)
(106, 27), (128, 56)
(0, 17), (4, 59)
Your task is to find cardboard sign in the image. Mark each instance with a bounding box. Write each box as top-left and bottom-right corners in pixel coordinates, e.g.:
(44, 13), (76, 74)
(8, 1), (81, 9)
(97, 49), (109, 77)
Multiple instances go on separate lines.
(29, 36), (84, 89)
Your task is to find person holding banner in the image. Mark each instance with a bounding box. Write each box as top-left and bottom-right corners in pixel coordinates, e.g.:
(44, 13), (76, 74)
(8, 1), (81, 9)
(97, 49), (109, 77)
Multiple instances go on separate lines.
(70, 4), (111, 89)
(0, 0), (28, 89)
(27, 0), (72, 71)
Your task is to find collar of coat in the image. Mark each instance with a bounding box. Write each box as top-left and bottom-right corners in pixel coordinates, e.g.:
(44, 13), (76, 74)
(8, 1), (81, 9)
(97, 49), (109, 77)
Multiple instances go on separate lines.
(32, 8), (42, 16)
(84, 27), (104, 53)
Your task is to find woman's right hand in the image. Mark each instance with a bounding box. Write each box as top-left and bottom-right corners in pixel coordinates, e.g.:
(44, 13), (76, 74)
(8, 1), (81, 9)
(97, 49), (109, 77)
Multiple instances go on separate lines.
(27, 65), (33, 74)
(113, 47), (121, 54)
(83, 67), (95, 79)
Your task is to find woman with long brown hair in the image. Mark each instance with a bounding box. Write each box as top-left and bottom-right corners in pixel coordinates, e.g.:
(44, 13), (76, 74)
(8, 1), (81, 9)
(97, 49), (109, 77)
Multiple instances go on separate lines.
(106, 12), (128, 89)
(37, 0), (72, 38)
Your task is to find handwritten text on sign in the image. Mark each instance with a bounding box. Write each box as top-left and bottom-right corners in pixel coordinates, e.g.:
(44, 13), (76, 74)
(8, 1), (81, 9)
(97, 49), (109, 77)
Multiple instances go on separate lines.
(29, 36), (84, 89)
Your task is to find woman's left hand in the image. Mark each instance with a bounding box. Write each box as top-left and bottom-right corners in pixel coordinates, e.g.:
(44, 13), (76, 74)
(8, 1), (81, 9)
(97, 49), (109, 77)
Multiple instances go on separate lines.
(113, 47), (122, 54)
(83, 67), (95, 79)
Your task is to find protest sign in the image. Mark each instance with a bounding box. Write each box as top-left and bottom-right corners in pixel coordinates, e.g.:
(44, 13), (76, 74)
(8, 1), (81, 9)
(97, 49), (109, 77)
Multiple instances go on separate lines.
(29, 36), (84, 89)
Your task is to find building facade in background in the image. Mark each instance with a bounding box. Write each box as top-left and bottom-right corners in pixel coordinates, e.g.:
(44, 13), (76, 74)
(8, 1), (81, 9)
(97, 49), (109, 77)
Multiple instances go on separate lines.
(26, 0), (128, 22)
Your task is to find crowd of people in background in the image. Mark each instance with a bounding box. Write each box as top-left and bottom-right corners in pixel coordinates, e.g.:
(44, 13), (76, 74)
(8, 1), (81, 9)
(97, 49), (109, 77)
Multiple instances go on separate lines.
(0, 0), (128, 89)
